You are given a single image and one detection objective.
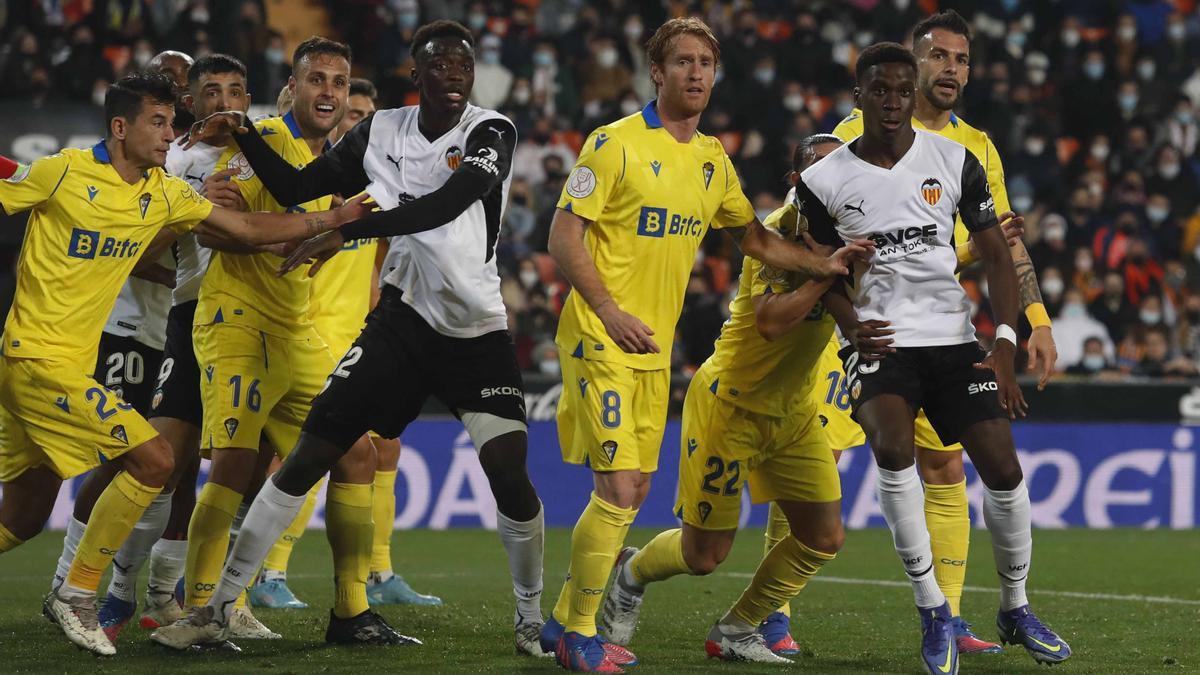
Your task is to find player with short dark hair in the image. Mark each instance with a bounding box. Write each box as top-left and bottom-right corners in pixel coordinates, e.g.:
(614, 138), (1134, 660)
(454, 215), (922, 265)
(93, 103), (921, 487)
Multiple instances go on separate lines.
(155, 19), (547, 655)
(800, 42), (1071, 674)
(0, 70), (364, 656)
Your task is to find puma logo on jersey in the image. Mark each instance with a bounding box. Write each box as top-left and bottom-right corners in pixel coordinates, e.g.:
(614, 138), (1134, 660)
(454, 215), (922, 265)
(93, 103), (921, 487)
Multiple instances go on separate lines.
(843, 199), (865, 216)
(385, 154), (403, 171)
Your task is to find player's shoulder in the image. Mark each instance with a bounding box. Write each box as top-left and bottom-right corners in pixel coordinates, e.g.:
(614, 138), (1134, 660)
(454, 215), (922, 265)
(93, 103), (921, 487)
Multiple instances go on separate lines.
(831, 108), (864, 142)
(918, 129), (970, 159)
(254, 114), (300, 151)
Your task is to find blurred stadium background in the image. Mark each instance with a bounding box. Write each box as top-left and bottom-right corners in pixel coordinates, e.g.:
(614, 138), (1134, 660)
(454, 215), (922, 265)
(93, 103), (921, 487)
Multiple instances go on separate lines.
(0, 2), (1197, 527)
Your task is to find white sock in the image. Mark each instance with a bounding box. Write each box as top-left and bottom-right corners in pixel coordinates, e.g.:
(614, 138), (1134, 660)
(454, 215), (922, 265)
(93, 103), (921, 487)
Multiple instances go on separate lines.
(259, 568), (287, 584)
(148, 538), (189, 598)
(107, 490), (173, 602)
(52, 517), (86, 592)
(209, 479), (306, 621)
(496, 502), (544, 623)
(983, 480), (1032, 611)
(229, 500), (251, 548)
(877, 465), (945, 609)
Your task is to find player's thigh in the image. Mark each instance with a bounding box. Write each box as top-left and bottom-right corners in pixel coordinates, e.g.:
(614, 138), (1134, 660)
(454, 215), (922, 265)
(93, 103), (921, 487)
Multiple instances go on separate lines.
(921, 343), (1007, 448)
(842, 346), (919, 462)
(750, 408), (842, 511)
(193, 323), (285, 453)
(434, 328), (529, 449)
(631, 367), (670, 473)
(266, 330), (336, 458)
(0, 357), (157, 481)
(95, 333), (162, 416)
(302, 314), (428, 452)
(675, 377), (762, 532)
(556, 353), (641, 472)
(150, 302), (203, 427)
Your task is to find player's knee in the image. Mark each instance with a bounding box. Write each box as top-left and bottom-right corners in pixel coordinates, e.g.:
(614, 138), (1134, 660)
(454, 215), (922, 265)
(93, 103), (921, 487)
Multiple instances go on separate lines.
(799, 522), (845, 556)
(682, 545), (726, 576)
(331, 436), (376, 483)
(126, 437), (175, 487)
(984, 462), (1024, 492)
(917, 451), (965, 484)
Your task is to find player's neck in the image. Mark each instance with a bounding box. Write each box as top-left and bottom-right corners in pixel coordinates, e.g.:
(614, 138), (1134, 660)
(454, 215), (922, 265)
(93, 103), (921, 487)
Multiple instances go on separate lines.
(293, 114), (331, 156)
(105, 139), (149, 184)
(654, 99), (699, 143)
(913, 95), (951, 131)
(855, 129), (916, 169)
(417, 107), (463, 142)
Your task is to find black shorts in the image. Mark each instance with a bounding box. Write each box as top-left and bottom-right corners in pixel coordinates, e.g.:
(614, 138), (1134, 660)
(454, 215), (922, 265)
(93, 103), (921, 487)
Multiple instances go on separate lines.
(94, 332), (164, 417)
(148, 300), (202, 426)
(839, 342), (1006, 445)
(304, 285), (527, 449)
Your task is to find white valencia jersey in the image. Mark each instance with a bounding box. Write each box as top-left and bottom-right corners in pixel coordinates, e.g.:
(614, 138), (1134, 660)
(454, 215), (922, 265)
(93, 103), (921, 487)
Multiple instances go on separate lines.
(801, 130), (998, 347)
(102, 250), (174, 350)
(365, 104), (514, 338)
(164, 140), (223, 306)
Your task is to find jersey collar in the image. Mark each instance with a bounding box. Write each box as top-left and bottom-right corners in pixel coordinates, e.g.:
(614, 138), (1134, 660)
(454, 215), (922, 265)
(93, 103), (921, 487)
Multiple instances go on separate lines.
(92, 140), (111, 163)
(283, 110), (334, 151)
(641, 100), (663, 129)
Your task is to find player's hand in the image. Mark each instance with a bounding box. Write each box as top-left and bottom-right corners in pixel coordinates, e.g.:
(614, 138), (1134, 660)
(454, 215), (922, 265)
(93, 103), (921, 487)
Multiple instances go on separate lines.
(967, 212), (1024, 260)
(336, 192), (375, 223)
(975, 340), (1028, 419)
(202, 168), (247, 211)
(847, 319), (895, 360)
(132, 263), (177, 288)
(801, 232), (835, 257)
(1026, 325), (1057, 391)
(816, 238), (875, 278)
(182, 111), (247, 149)
(596, 300), (660, 354)
(278, 230), (345, 278)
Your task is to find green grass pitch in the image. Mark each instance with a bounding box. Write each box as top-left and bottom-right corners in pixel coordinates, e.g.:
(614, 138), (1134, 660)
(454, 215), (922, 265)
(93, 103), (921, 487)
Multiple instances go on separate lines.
(1, 528), (1196, 673)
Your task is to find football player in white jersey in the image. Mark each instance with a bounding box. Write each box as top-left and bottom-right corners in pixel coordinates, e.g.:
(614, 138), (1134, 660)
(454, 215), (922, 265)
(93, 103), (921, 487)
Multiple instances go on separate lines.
(158, 21), (545, 654)
(798, 43), (1071, 675)
(47, 53), (266, 641)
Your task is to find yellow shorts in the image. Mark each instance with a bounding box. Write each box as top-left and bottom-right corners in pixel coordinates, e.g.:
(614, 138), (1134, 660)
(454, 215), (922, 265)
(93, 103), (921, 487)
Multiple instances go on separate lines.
(194, 323), (335, 457)
(556, 352), (669, 473)
(813, 340), (963, 452)
(0, 356), (157, 481)
(676, 372), (841, 531)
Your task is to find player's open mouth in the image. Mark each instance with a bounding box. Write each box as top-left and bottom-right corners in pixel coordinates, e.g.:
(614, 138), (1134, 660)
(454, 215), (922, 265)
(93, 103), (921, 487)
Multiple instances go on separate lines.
(936, 80), (957, 94)
(686, 86), (705, 95)
(882, 119), (902, 130)
(445, 91), (465, 103)
(314, 103), (336, 116)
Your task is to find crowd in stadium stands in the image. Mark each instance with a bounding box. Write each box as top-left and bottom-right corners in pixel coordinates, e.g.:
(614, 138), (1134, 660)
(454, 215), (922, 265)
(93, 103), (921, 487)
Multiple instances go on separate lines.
(4, 0), (1200, 381)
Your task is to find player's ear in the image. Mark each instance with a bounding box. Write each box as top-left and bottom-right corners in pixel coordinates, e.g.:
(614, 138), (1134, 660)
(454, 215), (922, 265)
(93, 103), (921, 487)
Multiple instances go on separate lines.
(110, 116), (127, 141)
(852, 86), (861, 107)
(182, 93), (195, 113)
(287, 75), (296, 96)
(649, 62), (662, 89)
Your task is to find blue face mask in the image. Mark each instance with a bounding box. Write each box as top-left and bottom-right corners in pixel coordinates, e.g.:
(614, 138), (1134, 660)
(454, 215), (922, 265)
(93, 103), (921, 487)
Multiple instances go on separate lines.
(533, 51), (554, 68)
(1084, 61), (1105, 80)
(1008, 32), (1027, 48)
(1119, 93), (1139, 113)
(398, 11), (418, 29)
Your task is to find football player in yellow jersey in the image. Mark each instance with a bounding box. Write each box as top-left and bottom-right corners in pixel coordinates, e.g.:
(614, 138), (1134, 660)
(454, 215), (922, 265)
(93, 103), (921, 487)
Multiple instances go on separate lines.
(596, 132), (848, 665)
(542, 18), (871, 672)
(173, 36), (402, 645)
(0, 72), (362, 656)
(818, 10), (1057, 656)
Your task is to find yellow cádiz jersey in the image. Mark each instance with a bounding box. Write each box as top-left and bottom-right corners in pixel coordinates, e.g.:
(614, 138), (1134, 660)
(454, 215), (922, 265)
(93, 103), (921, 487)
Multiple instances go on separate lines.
(309, 236), (378, 357)
(199, 112), (332, 337)
(701, 203), (834, 417)
(832, 109), (1011, 252)
(0, 143), (212, 363)
(555, 101), (756, 371)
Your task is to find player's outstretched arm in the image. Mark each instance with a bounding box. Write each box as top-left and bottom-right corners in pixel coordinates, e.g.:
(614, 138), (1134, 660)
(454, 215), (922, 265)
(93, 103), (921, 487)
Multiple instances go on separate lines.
(731, 218), (874, 279)
(548, 208), (659, 355)
(196, 194), (368, 247)
(754, 277), (834, 341)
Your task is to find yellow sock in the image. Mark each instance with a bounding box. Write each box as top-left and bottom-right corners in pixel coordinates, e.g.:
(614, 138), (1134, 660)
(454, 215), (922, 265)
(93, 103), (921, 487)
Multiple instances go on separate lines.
(730, 536), (835, 627)
(565, 492), (633, 635)
(370, 470), (397, 574)
(763, 502), (793, 617)
(263, 479), (323, 575)
(629, 528), (688, 585)
(185, 482), (242, 606)
(326, 481), (373, 619)
(0, 523), (23, 553)
(552, 506), (636, 624)
(925, 480), (970, 617)
(67, 471), (161, 594)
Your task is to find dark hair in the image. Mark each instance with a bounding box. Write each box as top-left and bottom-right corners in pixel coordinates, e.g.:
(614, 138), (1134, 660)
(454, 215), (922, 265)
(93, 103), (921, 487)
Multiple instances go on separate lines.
(911, 9), (972, 48)
(411, 20), (475, 60)
(187, 53), (247, 86)
(292, 36), (352, 72)
(855, 42), (918, 83)
(793, 133), (842, 171)
(646, 17), (721, 66)
(105, 72), (177, 136)
(349, 77), (378, 100)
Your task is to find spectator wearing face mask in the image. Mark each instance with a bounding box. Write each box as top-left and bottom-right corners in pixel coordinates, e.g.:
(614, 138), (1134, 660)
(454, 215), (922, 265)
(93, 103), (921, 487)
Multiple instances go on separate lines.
(1071, 246), (1103, 301)
(1030, 213), (1073, 273)
(1177, 294), (1200, 364)
(471, 33), (513, 110)
(578, 36), (631, 115)
(1166, 94), (1199, 157)
(525, 41), (578, 121)
(1039, 266), (1067, 318)
(1055, 288), (1116, 369)
(1090, 272), (1138, 341)
(1065, 336), (1115, 376)
(1144, 193), (1181, 259)
(1146, 145), (1197, 215)
(1011, 130), (1061, 197)
(1136, 326), (1198, 377)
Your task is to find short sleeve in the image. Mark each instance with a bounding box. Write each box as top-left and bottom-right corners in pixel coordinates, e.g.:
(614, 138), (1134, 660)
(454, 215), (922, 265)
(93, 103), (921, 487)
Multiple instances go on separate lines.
(793, 177), (840, 247)
(460, 117), (518, 188)
(163, 175), (215, 233)
(752, 203), (802, 296)
(831, 111), (863, 143)
(957, 151), (998, 233)
(712, 153), (756, 229)
(0, 153), (71, 215)
(556, 127), (624, 221)
(981, 134), (1012, 216)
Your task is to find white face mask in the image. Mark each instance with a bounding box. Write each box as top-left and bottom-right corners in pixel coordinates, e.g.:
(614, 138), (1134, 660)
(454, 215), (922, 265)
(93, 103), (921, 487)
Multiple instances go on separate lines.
(1042, 277), (1064, 298)
(1062, 29), (1081, 48)
(1028, 68), (1047, 86)
(783, 94), (804, 112)
(1083, 354), (1106, 371)
(1148, 206), (1170, 224)
(596, 48), (618, 69)
(620, 99), (640, 116)
(1137, 61), (1156, 80)
(1091, 144), (1110, 161)
(1025, 138), (1045, 155)
(1061, 303), (1087, 319)
(512, 87), (530, 105)
(1118, 25), (1137, 42)
(519, 270), (539, 288)
(1141, 310), (1162, 325)
(538, 358), (561, 376)
(1160, 163), (1181, 180)
(1012, 195), (1034, 213)
(1076, 256), (1093, 272)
